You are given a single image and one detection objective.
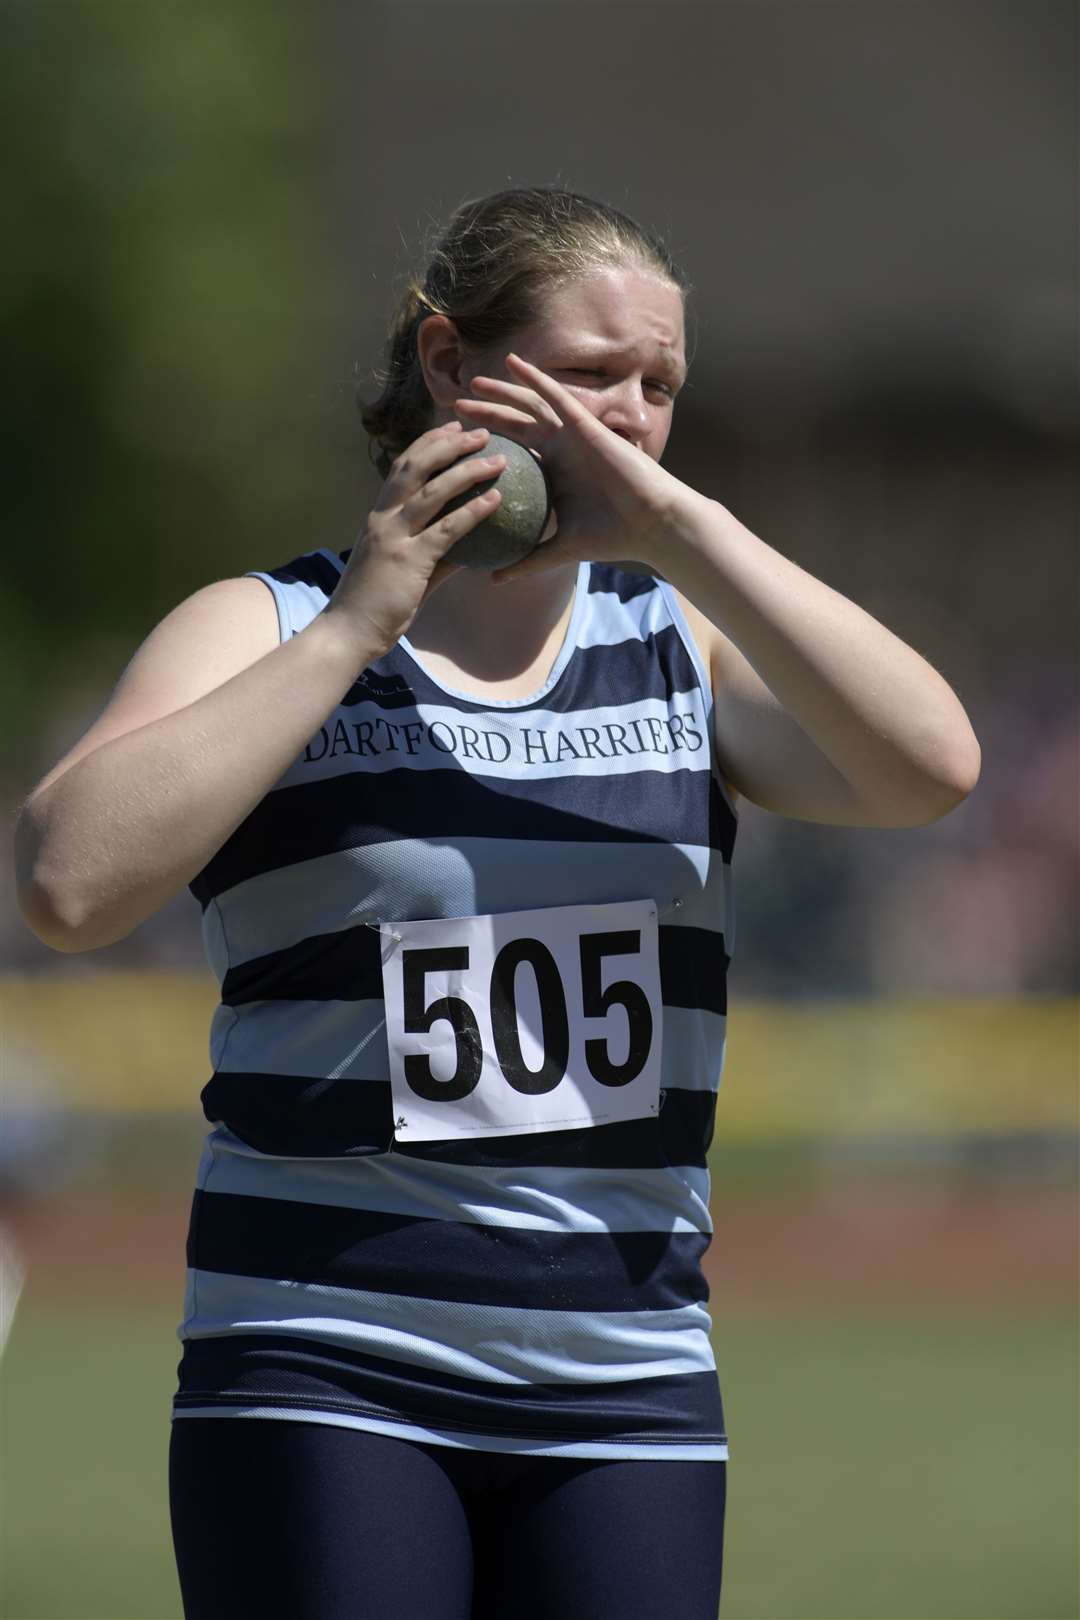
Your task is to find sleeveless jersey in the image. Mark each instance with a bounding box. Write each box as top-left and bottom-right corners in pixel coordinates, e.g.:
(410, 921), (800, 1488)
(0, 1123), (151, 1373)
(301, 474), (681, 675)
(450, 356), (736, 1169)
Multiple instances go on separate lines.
(173, 549), (737, 1460)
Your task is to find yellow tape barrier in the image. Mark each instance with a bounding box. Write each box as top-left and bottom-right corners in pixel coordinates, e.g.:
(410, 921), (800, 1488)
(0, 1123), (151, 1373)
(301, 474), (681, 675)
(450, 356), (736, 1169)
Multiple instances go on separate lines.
(1, 973), (1076, 1136)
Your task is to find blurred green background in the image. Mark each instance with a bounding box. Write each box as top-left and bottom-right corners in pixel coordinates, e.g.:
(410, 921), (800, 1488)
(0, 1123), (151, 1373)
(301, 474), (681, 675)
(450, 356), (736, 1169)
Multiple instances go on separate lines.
(2, 2), (1076, 1617)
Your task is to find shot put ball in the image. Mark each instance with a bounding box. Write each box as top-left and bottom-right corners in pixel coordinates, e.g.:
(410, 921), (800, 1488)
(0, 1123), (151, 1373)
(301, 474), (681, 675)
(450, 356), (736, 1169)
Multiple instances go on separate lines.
(439, 434), (552, 570)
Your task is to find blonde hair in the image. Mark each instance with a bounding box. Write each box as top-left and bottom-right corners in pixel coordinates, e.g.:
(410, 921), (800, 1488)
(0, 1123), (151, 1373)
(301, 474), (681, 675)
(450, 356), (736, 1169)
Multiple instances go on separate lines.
(359, 187), (691, 478)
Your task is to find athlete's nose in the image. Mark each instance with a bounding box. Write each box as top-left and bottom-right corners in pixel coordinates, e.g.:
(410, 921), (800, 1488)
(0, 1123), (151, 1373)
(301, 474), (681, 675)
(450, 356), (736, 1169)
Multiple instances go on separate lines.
(597, 380), (650, 447)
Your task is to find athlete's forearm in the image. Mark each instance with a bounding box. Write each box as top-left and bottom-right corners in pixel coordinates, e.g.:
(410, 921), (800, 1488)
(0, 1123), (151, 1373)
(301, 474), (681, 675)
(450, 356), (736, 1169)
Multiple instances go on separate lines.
(15, 613), (378, 951)
(655, 491), (981, 819)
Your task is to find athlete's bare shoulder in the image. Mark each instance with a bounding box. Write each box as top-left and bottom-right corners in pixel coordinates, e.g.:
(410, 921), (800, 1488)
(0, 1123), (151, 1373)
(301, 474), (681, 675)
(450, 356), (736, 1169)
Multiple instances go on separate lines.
(28, 575), (282, 799)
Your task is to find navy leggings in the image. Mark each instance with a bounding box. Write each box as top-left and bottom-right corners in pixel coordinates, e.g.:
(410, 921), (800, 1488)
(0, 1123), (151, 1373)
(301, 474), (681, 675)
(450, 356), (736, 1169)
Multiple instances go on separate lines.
(169, 1418), (726, 1620)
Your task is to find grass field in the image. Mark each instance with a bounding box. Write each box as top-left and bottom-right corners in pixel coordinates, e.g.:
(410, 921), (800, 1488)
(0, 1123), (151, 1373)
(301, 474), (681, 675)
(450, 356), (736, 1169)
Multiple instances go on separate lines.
(5, 990), (1076, 1614)
(1, 1175), (1077, 1620)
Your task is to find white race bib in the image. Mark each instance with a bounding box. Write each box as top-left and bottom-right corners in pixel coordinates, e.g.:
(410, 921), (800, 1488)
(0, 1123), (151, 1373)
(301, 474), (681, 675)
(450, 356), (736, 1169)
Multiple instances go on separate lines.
(380, 899), (662, 1142)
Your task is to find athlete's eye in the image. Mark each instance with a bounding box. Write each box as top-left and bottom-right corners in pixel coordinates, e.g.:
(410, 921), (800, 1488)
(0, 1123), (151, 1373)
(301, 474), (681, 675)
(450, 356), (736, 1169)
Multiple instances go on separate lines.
(565, 369), (675, 400)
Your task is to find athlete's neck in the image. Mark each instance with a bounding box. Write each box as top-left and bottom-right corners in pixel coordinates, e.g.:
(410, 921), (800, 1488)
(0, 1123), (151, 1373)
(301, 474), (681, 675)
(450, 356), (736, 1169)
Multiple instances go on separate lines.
(406, 564), (579, 685)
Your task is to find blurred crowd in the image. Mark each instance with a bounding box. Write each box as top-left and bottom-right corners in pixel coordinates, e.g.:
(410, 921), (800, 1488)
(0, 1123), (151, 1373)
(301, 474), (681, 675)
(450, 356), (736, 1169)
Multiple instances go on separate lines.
(734, 671), (1077, 996)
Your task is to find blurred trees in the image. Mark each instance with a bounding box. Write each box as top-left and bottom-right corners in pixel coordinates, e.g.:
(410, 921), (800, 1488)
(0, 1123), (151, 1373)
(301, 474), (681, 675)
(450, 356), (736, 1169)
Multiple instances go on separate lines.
(2, 1), (345, 757)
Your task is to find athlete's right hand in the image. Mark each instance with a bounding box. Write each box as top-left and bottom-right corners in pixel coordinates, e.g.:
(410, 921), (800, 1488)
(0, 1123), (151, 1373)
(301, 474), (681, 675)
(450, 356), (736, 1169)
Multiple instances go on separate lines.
(324, 423), (505, 652)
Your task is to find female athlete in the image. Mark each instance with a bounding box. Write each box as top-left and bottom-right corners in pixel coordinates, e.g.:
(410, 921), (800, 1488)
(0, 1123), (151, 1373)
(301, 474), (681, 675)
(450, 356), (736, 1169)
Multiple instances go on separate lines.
(15, 187), (980, 1619)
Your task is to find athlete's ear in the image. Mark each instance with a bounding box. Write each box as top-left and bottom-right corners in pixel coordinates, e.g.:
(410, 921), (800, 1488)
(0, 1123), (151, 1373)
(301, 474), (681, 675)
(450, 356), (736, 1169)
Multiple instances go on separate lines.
(417, 315), (472, 407)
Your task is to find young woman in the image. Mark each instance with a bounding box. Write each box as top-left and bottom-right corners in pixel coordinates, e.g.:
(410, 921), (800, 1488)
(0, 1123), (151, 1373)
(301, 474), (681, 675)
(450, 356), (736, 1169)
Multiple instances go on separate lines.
(15, 188), (980, 1619)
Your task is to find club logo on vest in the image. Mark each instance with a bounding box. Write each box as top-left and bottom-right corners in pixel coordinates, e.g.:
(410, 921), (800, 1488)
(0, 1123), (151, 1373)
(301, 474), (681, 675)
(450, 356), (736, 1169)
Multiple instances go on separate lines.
(302, 710), (704, 766)
(343, 669), (415, 706)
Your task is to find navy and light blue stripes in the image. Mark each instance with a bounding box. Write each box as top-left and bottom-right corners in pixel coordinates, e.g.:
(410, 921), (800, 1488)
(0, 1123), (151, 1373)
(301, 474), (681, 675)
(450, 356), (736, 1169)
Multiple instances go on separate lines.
(193, 1075), (718, 1164)
(187, 1192), (710, 1312)
(175, 552), (736, 1459)
(192, 766), (731, 905)
(177, 1335), (724, 1444)
(217, 921), (725, 1012)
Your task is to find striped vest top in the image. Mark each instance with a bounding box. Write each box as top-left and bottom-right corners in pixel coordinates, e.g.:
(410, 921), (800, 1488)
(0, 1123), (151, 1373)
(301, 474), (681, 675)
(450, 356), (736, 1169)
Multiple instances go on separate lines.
(174, 549), (737, 1460)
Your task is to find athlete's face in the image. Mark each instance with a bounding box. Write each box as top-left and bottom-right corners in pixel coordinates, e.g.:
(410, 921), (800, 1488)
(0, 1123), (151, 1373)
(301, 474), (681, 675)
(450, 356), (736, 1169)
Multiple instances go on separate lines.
(462, 267), (688, 464)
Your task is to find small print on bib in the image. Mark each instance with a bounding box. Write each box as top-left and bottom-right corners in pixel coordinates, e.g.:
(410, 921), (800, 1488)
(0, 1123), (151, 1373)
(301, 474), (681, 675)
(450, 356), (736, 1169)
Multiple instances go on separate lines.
(380, 899), (663, 1142)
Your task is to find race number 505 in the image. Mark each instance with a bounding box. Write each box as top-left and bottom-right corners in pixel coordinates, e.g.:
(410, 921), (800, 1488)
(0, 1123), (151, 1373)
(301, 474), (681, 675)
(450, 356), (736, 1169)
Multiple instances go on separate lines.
(403, 929), (652, 1100)
(380, 900), (664, 1142)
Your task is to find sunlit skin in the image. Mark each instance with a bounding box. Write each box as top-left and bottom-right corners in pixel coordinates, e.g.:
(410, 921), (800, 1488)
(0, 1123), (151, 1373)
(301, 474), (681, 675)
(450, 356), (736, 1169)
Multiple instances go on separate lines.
(488, 265), (689, 465)
(409, 267), (688, 679)
(412, 265), (981, 826)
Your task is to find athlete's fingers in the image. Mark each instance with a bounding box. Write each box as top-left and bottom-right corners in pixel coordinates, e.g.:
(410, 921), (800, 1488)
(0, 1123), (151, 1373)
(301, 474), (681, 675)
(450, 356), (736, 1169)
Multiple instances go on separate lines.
(373, 425), (490, 512)
(504, 354), (597, 428)
(454, 398), (546, 436)
(402, 451), (507, 530)
(422, 486), (503, 556)
(466, 374), (564, 431)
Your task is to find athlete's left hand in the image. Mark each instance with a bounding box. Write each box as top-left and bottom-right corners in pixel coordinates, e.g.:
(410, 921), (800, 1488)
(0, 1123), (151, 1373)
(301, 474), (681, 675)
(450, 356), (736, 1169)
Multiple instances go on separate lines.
(454, 353), (689, 582)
